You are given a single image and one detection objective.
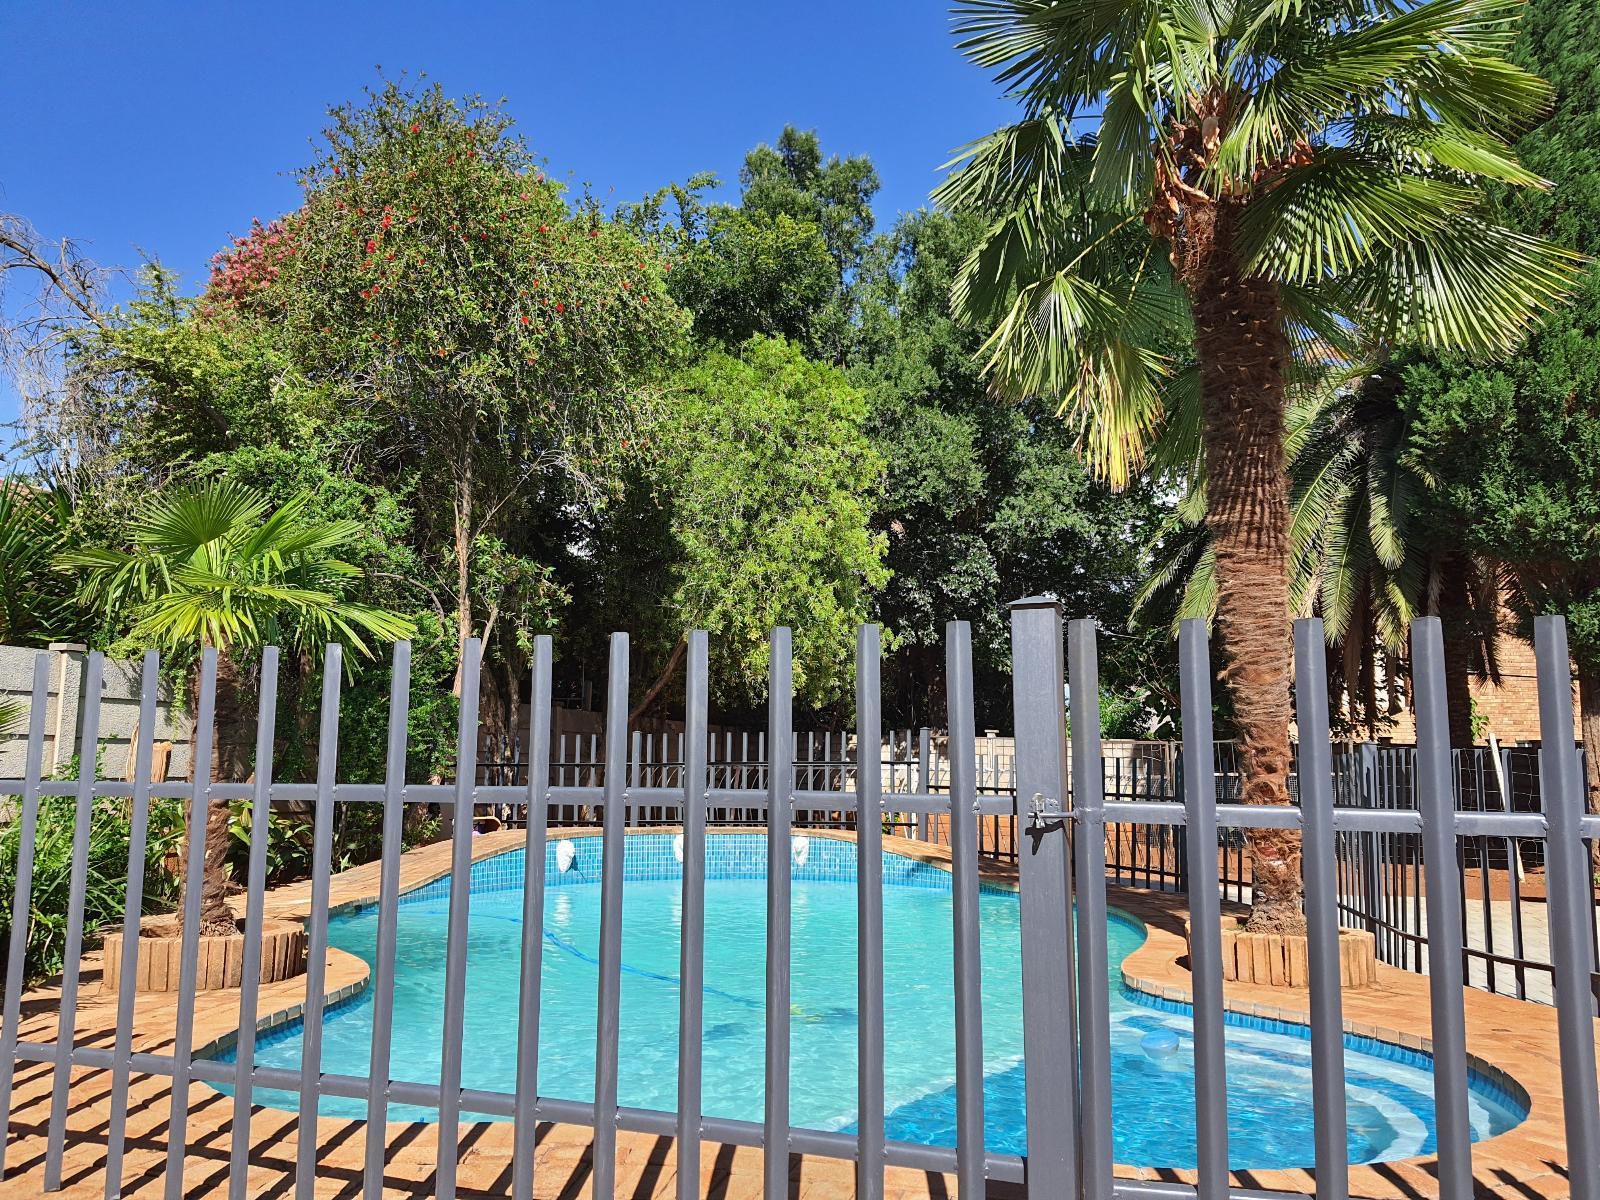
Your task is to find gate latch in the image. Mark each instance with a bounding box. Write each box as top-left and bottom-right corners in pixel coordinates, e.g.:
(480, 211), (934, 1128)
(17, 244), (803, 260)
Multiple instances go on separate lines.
(1027, 792), (1067, 830)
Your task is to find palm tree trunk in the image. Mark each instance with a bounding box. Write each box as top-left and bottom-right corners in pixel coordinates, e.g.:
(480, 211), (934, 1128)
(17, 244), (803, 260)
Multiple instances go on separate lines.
(1190, 205), (1302, 934)
(181, 650), (246, 934)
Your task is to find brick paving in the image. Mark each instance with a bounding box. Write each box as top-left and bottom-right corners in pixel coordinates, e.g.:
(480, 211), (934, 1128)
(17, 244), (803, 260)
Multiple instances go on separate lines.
(1, 829), (1588, 1198)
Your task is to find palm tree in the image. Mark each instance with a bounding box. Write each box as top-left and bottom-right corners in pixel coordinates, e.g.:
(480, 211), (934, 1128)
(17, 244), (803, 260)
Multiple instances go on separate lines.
(942, 0), (1579, 931)
(60, 479), (414, 931)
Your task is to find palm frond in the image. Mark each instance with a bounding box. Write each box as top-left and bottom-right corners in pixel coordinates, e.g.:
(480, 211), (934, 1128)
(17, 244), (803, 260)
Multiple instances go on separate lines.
(1329, 216), (1586, 357)
(1239, 151), (1480, 284)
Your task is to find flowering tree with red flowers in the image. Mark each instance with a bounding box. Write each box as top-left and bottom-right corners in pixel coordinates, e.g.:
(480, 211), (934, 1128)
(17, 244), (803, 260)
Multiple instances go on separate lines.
(278, 80), (687, 688)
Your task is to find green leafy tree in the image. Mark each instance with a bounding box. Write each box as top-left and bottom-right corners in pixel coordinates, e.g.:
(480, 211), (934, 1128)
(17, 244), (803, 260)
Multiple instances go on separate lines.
(60, 478), (414, 930)
(943, 0), (1579, 931)
(277, 79), (686, 691)
(633, 127), (878, 360)
(1397, 0), (1600, 815)
(1403, 274), (1600, 815)
(854, 209), (1172, 728)
(600, 337), (889, 714)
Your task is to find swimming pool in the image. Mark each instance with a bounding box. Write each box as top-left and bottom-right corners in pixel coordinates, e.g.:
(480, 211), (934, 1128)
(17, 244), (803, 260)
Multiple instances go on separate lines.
(209, 832), (1526, 1170)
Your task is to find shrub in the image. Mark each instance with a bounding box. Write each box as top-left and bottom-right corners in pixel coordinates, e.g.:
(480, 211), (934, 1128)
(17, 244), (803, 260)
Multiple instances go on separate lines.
(0, 784), (184, 988)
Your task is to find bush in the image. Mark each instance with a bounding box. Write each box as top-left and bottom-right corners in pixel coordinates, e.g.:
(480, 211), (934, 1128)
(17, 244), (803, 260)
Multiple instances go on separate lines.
(0, 788), (185, 988)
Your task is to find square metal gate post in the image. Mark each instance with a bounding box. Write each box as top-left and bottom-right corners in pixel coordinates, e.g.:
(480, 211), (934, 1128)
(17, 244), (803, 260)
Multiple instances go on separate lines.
(1008, 599), (1079, 1199)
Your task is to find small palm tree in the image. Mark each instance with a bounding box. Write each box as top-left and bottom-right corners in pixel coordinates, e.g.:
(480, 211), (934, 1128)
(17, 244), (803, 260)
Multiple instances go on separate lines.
(61, 479), (414, 931)
(942, 0), (1581, 931)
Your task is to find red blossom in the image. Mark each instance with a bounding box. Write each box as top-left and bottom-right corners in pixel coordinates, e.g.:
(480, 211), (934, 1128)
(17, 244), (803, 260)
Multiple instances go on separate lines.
(520, 314), (530, 325)
(366, 239), (377, 253)
(409, 122), (421, 133)
(556, 302), (565, 313)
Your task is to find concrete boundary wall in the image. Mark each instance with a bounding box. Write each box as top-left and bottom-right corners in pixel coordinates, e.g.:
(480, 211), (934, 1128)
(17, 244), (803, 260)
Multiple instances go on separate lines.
(0, 643), (192, 780)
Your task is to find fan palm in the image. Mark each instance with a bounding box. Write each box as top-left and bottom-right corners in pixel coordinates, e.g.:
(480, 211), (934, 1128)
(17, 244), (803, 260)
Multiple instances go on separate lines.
(941, 0), (1582, 930)
(60, 479), (414, 930)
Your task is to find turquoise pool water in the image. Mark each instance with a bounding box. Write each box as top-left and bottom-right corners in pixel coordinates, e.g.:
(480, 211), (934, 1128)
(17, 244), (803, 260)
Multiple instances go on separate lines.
(210, 833), (1526, 1169)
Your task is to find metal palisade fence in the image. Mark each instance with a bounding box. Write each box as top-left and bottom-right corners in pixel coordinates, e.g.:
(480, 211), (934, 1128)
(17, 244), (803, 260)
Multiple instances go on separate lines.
(0, 604), (1597, 1199)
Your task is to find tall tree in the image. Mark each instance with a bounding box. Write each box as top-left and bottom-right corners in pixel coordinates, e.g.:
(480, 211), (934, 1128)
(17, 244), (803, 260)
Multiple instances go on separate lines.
(582, 336), (889, 714)
(1137, 361), (1440, 737)
(1396, 0), (1600, 814)
(634, 127), (879, 360)
(854, 209), (1171, 728)
(277, 80), (686, 692)
(943, 0), (1578, 931)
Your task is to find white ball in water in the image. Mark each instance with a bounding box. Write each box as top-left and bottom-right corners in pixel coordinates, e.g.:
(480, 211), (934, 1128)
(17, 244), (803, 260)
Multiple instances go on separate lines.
(1142, 1029), (1181, 1060)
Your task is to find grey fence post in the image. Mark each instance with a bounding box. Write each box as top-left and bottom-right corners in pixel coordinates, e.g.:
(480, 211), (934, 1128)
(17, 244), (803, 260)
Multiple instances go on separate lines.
(228, 649), (280, 1199)
(630, 728), (642, 826)
(1067, 619), (1113, 1196)
(593, 633), (631, 1199)
(437, 639), (483, 1199)
(1178, 620), (1229, 1198)
(512, 635), (554, 1200)
(917, 727), (931, 841)
(1292, 619), (1349, 1200)
(294, 645), (344, 1200)
(1411, 617), (1474, 1195)
(1534, 615), (1600, 1197)
(677, 631), (710, 1200)
(1360, 741), (1382, 943)
(1009, 599), (1078, 1199)
(855, 626), (886, 1200)
(364, 642), (413, 1200)
(103, 650), (160, 1200)
(156, 649), (213, 1199)
(946, 621), (986, 1199)
(0, 653), (51, 1178)
(47, 652), (109, 1191)
(763, 628), (794, 1200)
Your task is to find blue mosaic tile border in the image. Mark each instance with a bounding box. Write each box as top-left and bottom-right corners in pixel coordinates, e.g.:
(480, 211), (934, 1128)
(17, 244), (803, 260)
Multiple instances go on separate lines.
(397, 831), (1021, 907)
(1121, 983), (1531, 1118)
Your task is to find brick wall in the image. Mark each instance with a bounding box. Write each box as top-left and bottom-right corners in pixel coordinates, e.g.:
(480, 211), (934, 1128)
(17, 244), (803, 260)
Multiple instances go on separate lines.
(1384, 623), (1581, 744)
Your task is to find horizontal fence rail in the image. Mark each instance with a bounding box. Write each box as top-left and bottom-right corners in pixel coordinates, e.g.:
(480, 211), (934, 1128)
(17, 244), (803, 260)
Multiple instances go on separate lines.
(0, 609), (1598, 1200)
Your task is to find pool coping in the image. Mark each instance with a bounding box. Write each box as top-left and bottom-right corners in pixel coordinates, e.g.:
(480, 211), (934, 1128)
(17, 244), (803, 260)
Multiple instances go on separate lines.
(8, 827), (1586, 1199)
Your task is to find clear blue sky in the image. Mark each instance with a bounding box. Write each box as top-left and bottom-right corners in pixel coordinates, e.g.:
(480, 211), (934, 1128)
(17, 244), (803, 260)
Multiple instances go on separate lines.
(0, 1), (1012, 429)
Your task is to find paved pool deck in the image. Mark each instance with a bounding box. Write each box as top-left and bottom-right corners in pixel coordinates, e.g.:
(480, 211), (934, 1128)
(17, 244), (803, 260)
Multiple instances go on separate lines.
(1, 826), (1592, 1198)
